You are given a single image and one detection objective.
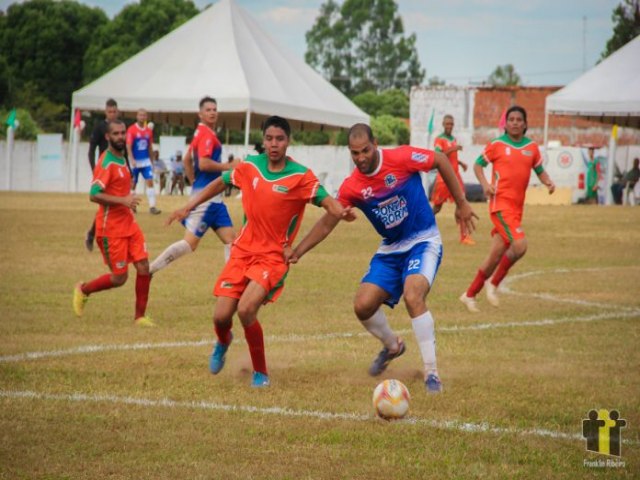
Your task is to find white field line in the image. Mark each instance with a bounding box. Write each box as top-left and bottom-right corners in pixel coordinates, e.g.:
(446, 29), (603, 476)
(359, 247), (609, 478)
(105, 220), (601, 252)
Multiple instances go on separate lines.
(1, 310), (638, 364)
(2, 389), (637, 445)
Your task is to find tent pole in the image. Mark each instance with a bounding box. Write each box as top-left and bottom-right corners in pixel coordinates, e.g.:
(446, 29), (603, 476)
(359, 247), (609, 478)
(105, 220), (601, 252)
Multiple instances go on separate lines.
(543, 107), (549, 149)
(243, 110), (251, 155)
(68, 104), (76, 193)
(605, 125), (618, 205)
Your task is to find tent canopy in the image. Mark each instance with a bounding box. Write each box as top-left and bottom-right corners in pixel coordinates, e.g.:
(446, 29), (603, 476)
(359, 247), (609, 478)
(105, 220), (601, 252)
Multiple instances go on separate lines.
(71, 0), (368, 132)
(545, 35), (640, 128)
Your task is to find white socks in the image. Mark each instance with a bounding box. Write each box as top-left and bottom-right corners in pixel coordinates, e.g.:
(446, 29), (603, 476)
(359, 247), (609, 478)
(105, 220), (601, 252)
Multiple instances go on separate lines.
(412, 311), (438, 376)
(361, 309), (399, 351)
(146, 188), (157, 208)
(150, 239), (192, 274)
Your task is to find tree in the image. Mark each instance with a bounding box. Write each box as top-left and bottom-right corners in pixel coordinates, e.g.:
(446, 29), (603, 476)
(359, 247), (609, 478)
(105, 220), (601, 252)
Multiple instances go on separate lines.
(601, 0), (640, 59)
(0, 0), (107, 106)
(305, 0), (424, 96)
(428, 76), (445, 86)
(487, 64), (521, 86)
(83, 0), (199, 83)
(352, 89), (409, 118)
(371, 115), (410, 145)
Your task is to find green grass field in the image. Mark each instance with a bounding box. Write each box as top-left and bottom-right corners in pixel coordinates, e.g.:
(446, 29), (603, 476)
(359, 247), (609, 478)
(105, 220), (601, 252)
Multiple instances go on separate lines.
(1, 191), (639, 479)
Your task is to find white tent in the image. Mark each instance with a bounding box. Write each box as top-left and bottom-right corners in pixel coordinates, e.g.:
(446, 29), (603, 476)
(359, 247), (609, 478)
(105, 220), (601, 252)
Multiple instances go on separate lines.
(70, 0), (367, 142)
(543, 35), (640, 204)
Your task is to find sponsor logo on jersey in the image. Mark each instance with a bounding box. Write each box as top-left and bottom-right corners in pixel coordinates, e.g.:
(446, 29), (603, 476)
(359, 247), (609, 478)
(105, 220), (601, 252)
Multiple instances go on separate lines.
(116, 261), (126, 269)
(411, 151), (427, 163)
(272, 184), (289, 194)
(373, 195), (408, 229)
(523, 149), (533, 156)
(384, 174), (397, 188)
(221, 281), (233, 289)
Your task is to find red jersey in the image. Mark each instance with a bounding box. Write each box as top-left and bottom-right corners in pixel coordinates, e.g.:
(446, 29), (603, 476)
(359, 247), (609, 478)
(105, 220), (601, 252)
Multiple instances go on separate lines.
(90, 150), (138, 237)
(434, 133), (461, 178)
(476, 134), (544, 213)
(222, 153), (328, 258)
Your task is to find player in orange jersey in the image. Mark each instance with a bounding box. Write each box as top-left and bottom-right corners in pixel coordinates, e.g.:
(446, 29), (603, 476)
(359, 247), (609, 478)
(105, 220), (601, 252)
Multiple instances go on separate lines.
(431, 114), (475, 245)
(167, 116), (353, 387)
(73, 120), (155, 327)
(459, 106), (555, 312)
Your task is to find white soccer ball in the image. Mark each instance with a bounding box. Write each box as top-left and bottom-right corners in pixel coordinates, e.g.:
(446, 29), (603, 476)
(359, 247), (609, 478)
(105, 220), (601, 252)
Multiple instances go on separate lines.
(372, 379), (411, 420)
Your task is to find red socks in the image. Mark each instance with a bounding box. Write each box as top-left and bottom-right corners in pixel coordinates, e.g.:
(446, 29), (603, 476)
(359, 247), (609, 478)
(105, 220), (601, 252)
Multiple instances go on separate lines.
(491, 254), (514, 287)
(134, 273), (151, 319)
(466, 269), (488, 297)
(81, 274), (114, 295)
(244, 320), (267, 375)
(215, 322), (233, 345)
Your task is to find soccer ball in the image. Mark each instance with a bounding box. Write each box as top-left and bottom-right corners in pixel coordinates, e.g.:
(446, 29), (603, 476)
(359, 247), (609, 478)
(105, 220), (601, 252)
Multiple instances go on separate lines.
(372, 379), (410, 420)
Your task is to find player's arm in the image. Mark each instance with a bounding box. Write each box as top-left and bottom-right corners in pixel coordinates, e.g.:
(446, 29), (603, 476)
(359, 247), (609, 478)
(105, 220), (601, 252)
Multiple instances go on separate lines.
(459, 159), (469, 172)
(183, 146), (194, 184)
(535, 167), (555, 194)
(474, 155), (494, 197)
(433, 151), (478, 235)
(125, 133), (136, 169)
(166, 177), (226, 225)
(90, 184), (141, 210)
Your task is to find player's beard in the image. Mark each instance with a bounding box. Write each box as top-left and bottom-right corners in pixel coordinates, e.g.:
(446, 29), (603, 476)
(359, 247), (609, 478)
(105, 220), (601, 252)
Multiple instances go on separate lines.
(109, 139), (126, 153)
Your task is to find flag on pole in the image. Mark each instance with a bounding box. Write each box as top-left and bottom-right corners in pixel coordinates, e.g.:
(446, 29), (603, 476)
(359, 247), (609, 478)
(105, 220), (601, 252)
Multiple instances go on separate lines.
(5, 108), (17, 128)
(427, 108), (435, 136)
(498, 108), (507, 130)
(73, 109), (82, 129)
(611, 124), (618, 140)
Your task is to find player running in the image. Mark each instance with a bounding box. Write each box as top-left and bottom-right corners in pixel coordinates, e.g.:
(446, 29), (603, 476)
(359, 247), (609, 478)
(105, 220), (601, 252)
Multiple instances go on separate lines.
(287, 123), (477, 393)
(150, 97), (237, 274)
(167, 116), (352, 387)
(73, 120), (155, 326)
(459, 105), (555, 312)
(126, 108), (161, 215)
(431, 114), (475, 245)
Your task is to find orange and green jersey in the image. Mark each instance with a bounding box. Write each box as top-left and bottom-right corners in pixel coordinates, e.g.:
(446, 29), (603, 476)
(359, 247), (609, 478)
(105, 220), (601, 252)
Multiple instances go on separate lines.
(221, 153), (328, 258)
(434, 133), (461, 179)
(475, 134), (544, 213)
(90, 150), (138, 237)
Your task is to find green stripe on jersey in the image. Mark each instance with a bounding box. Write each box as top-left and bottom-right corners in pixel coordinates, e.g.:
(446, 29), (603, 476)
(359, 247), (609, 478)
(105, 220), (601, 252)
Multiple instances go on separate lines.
(490, 134), (534, 149)
(101, 151), (127, 168)
(244, 153), (309, 181)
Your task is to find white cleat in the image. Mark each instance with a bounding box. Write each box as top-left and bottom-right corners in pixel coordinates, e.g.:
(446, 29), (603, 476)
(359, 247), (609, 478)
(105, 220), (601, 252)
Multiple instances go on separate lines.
(484, 280), (500, 307)
(459, 292), (480, 313)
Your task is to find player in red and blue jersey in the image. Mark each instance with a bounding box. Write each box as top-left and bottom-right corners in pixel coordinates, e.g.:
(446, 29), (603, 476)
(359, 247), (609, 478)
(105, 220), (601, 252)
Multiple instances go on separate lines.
(459, 106), (555, 313)
(288, 124), (478, 393)
(150, 97), (237, 275)
(126, 109), (161, 215)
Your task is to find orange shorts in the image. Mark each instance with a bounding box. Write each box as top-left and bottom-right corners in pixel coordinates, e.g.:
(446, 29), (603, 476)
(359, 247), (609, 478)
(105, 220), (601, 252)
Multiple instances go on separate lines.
(431, 174), (464, 206)
(213, 253), (289, 303)
(97, 227), (148, 275)
(490, 210), (525, 245)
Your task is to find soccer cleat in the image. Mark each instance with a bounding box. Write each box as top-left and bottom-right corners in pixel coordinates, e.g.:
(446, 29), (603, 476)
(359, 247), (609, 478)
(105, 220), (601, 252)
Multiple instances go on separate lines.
(460, 236), (476, 246)
(209, 334), (233, 375)
(459, 292), (480, 313)
(425, 373), (443, 393)
(484, 280), (500, 307)
(134, 316), (156, 327)
(72, 283), (88, 317)
(149, 207), (162, 215)
(84, 231), (94, 252)
(368, 338), (406, 376)
(251, 371), (270, 388)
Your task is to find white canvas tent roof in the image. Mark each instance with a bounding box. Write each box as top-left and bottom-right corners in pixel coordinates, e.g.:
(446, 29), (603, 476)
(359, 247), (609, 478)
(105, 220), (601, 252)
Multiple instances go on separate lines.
(71, 0), (368, 132)
(545, 35), (640, 129)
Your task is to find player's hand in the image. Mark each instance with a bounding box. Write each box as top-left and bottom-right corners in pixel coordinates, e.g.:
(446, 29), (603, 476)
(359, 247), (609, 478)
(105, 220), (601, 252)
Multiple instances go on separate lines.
(341, 206), (357, 222)
(166, 207), (190, 226)
(455, 200), (479, 236)
(482, 183), (495, 198)
(461, 162), (468, 172)
(457, 145), (463, 151)
(284, 246), (299, 264)
(123, 193), (142, 210)
(547, 181), (556, 194)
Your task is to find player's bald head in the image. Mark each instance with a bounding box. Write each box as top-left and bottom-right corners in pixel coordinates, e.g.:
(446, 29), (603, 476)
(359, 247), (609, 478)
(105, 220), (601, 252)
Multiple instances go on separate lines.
(348, 123), (374, 143)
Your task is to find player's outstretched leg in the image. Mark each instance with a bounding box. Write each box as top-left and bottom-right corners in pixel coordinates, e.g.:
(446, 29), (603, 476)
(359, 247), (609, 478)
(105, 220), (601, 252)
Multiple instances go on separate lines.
(73, 282), (89, 317)
(209, 332), (233, 374)
(369, 338), (406, 376)
(484, 279), (500, 307)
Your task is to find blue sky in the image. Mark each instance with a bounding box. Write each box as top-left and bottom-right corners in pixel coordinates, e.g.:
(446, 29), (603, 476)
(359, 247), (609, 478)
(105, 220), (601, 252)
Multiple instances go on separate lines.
(1, 0), (623, 86)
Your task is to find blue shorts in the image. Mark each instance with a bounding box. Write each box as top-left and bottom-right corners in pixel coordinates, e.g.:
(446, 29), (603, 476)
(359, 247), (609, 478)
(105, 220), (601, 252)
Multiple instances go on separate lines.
(182, 200), (233, 238)
(133, 165), (153, 183)
(362, 239), (443, 307)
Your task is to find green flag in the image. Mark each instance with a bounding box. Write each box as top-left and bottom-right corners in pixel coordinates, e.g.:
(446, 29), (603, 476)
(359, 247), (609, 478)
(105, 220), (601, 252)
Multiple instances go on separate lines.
(427, 108), (434, 136)
(5, 108), (17, 128)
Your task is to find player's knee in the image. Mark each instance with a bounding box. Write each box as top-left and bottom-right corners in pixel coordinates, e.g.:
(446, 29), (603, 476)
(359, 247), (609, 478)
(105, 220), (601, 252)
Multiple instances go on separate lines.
(111, 273), (128, 287)
(353, 300), (377, 321)
(236, 302), (258, 325)
(512, 239), (528, 259)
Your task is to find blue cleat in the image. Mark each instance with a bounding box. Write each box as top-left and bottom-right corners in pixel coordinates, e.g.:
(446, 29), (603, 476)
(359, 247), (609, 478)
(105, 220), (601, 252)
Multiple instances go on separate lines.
(425, 373), (443, 394)
(368, 338), (406, 376)
(251, 371), (270, 388)
(209, 334), (232, 375)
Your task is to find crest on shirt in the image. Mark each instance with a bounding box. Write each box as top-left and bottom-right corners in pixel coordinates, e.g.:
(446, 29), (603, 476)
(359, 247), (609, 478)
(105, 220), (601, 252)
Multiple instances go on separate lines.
(523, 149), (533, 156)
(411, 151), (427, 163)
(384, 174), (397, 188)
(506, 147), (511, 155)
(272, 184), (289, 194)
(253, 177), (259, 190)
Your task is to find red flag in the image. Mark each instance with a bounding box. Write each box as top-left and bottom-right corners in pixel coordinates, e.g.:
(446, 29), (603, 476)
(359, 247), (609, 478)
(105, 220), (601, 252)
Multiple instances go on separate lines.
(498, 108), (507, 130)
(73, 109), (81, 128)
